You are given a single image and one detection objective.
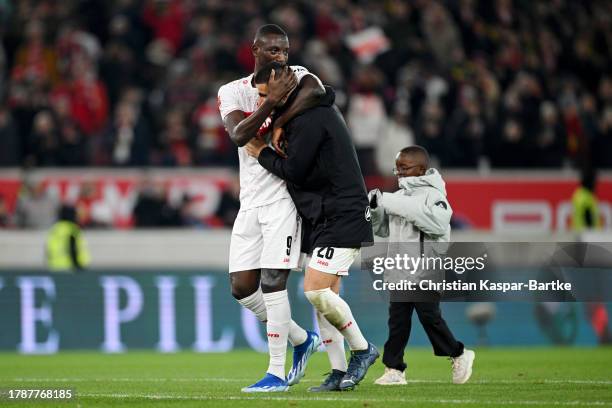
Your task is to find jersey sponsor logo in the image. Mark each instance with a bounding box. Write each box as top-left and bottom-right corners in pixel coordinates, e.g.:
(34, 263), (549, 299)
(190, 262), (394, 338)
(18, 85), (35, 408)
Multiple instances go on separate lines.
(282, 257), (290, 263)
(267, 333), (280, 338)
(323, 339), (333, 344)
(243, 112), (272, 137)
(316, 259), (329, 267)
(365, 206), (372, 221)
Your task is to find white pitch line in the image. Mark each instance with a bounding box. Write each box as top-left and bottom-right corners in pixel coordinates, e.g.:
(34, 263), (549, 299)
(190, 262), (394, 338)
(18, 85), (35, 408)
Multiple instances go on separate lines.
(77, 393), (612, 406)
(544, 380), (612, 385)
(10, 378), (612, 385)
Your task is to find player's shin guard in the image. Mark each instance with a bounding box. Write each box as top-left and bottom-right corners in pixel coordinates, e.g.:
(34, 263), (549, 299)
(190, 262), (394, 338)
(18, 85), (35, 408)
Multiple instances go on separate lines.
(305, 288), (368, 351)
(317, 311), (347, 372)
(237, 287), (306, 346)
(262, 290), (291, 379)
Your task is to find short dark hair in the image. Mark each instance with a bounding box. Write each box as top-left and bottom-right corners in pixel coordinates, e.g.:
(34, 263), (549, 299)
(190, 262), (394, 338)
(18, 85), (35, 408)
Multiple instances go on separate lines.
(254, 24), (287, 42)
(399, 145), (430, 167)
(58, 205), (77, 223)
(254, 61), (285, 85)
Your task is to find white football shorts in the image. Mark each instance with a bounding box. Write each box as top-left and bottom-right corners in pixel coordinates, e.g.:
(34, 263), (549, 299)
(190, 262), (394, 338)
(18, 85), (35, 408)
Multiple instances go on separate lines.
(307, 247), (360, 276)
(228, 198), (302, 272)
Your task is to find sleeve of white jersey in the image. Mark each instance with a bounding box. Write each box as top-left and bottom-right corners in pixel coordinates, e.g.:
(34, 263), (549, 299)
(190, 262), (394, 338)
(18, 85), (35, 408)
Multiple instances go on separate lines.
(217, 83), (242, 120)
(291, 66), (324, 88)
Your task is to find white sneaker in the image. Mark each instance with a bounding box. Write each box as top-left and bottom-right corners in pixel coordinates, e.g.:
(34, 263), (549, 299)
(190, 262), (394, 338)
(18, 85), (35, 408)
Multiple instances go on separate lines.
(374, 367), (407, 385)
(451, 349), (475, 384)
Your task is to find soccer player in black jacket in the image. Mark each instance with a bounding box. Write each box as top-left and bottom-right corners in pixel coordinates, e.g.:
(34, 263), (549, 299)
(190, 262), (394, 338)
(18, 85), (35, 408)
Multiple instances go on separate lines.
(246, 62), (378, 392)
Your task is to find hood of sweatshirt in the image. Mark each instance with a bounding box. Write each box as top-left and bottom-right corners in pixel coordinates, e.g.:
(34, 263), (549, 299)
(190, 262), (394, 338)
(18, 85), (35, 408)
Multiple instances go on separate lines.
(397, 168), (447, 196)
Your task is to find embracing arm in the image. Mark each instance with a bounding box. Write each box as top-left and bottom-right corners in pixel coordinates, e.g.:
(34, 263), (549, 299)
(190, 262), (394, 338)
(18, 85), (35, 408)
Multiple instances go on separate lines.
(220, 67), (297, 147)
(223, 102), (276, 147)
(274, 75), (325, 129)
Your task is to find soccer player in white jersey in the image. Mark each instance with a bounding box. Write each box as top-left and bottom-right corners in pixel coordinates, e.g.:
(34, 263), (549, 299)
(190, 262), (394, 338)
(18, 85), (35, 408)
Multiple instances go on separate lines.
(217, 24), (332, 392)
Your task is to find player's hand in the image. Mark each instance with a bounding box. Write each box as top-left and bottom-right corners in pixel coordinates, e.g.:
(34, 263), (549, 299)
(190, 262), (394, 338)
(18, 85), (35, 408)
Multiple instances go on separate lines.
(368, 189), (382, 209)
(271, 127), (287, 158)
(267, 66), (297, 105)
(245, 137), (268, 158)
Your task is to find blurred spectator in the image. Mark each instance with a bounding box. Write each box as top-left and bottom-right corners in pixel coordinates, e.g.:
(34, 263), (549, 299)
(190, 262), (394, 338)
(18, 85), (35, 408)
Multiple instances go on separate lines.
(46, 204), (91, 272)
(10, 20), (58, 87)
(446, 86), (487, 167)
(303, 40), (344, 88)
(416, 100), (449, 166)
(142, 0), (188, 63)
(0, 41), (6, 98)
(177, 194), (198, 227)
(51, 53), (109, 137)
(214, 176), (240, 228)
(157, 108), (191, 166)
(490, 118), (527, 168)
(0, 105), (20, 166)
(375, 112), (414, 176)
(572, 166), (601, 231)
(191, 98), (236, 166)
(55, 21), (102, 77)
(26, 110), (59, 166)
(0, 195), (9, 227)
(347, 65), (387, 175)
(8, 21), (54, 142)
(103, 101), (150, 166)
(535, 102), (566, 167)
(99, 34), (141, 107)
(594, 107), (612, 168)
(75, 181), (112, 229)
(133, 179), (183, 227)
(14, 180), (57, 229)
(133, 179), (165, 227)
(57, 120), (87, 166)
(422, 1), (463, 69)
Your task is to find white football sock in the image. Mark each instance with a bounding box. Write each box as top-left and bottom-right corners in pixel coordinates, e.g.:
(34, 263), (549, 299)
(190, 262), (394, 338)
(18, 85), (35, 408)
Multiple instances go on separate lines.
(317, 311), (347, 372)
(236, 287), (306, 346)
(237, 287), (268, 322)
(262, 290), (291, 379)
(305, 288), (368, 351)
(289, 320), (308, 346)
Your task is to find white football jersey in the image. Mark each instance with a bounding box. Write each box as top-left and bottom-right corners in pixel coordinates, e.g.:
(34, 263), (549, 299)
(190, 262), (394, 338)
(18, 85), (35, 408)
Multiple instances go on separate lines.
(218, 66), (322, 211)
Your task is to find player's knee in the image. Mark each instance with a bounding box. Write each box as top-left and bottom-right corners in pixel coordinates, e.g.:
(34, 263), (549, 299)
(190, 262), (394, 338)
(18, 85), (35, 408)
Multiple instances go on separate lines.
(229, 278), (257, 300)
(304, 288), (332, 311)
(230, 284), (255, 300)
(260, 269), (289, 293)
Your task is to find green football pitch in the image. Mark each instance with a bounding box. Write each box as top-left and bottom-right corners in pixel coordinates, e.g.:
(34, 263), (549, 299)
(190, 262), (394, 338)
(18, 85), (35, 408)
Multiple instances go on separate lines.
(0, 348), (610, 407)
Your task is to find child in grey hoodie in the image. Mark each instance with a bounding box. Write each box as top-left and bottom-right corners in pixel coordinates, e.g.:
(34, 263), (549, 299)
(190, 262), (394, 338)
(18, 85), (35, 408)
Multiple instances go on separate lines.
(368, 145), (475, 385)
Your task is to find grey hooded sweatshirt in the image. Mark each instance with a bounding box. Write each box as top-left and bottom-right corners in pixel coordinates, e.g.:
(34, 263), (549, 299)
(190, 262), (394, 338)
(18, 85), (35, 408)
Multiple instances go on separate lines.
(371, 168), (452, 243)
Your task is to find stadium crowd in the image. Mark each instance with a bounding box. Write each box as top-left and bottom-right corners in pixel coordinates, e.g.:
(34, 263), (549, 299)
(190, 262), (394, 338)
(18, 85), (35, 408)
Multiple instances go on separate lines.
(0, 0), (611, 175)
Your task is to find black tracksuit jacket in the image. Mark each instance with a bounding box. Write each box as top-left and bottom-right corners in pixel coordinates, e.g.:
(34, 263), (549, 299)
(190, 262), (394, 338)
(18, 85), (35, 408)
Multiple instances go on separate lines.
(258, 89), (373, 253)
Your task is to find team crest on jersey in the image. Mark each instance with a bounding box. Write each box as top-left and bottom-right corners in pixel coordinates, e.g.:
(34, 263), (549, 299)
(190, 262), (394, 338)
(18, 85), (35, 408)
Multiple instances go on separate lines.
(365, 206), (372, 221)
